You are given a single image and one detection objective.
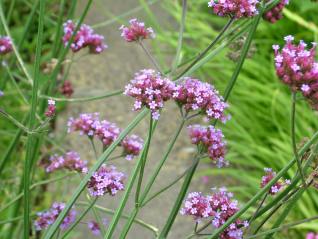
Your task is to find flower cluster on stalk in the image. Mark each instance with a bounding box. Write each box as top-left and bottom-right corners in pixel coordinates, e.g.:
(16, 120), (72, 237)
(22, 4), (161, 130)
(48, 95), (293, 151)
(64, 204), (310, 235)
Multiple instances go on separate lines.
(260, 168), (290, 195)
(45, 99), (56, 117)
(87, 164), (125, 197)
(263, 0), (289, 23)
(87, 219), (108, 236)
(120, 18), (155, 42)
(274, 36), (318, 109)
(188, 125), (227, 168)
(208, 0), (260, 19)
(174, 78), (229, 122)
(34, 202), (76, 231)
(124, 69), (175, 120)
(60, 80), (74, 97)
(0, 36), (13, 55)
(67, 113), (143, 160)
(181, 188), (248, 239)
(63, 20), (107, 54)
(44, 151), (88, 173)
(307, 232), (318, 239)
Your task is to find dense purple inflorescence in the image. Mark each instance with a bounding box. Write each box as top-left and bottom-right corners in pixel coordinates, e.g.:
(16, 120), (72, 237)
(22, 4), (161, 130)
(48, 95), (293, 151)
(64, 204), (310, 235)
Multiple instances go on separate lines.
(124, 69), (175, 120)
(173, 78), (229, 122)
(274, 36), (318, 109)
(188, 125), (227, 167)
(260, 168), (290, 195)
(263, 0), (289, 23)
(180, 192), (213, 219)
(87, 164), (125, 197)
(0, 36), (13, 55)
(60, 80), (74, 97)
(44, 151), (88, 173)
(45, 99), (56, 117)
(34, 202), (76, 231)
(121, 134), (144, 161)
(208, 0), (260, 19)
(307, 232), (318, 239)
(120, 18), (155, 42)
(63, 20), (107, 54)
(87, 219), (108, 236)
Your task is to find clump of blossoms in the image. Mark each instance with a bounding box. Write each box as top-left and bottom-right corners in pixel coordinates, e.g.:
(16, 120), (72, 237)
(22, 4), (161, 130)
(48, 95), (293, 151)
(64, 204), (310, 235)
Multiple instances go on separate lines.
(307, 232), (318, 239)
(208, 188), (249, 239)
(44, 151), (88, 173)
(0, 36), (13, 55)
(124, 69), (175, 120)
(34, 202), (76, 231)
(260, 168), (290, 195)
(181, 188), (248, 239)
(121, 135), (144, 161)
(188, 125), (227, 167)
(87, 219), (108, 236)
(120, 18), (155, 42)
(180, 192), (213, 220)
(273, 36), (318, 109)
(60, 80), (74, 97)
(173, 78), (229, 122)
(208, 0), (260, 19)
(67, 112), (100, 137)
(45, 99), (56, 117)
(63, 20), (107, 54)
(93, 119), (121, 147)
(263, 0), (289, 23)
(87, 164), (125, 197)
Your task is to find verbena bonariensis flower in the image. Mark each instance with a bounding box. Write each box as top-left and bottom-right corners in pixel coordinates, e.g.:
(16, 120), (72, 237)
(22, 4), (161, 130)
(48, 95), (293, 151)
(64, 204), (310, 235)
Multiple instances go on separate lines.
(307, 232), (318, 239)
(208, 0), (260, 19)
(0, 36), (13, 55)
(63, 20), (107, 54)
(274, 36), (318, 109)
(45, 99), (56, 117)
(180, 192), (213, 220)
(120, 18), (155, 42)
(87, 164), (125, 197)
(124, 69), (175, 120)
(263, 0), (289, 23)
(87, 219), (108, 236)
(60, 80), (74, 97)
(93, 119), (121, 147)
(68, 112), (100, 137)
(260, 168), (290, 195)
(173, 78), (229, 122)
(45, 151), (88, 173)
(208, 188), (249, 239)
(188, 125), (228, 167)
(121, 134), (144, 161)
(34, 202), (76, 231)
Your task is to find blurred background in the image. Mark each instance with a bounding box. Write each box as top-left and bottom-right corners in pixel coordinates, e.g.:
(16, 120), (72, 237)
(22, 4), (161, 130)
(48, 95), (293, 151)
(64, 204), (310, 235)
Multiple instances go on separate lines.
(1, 0), (318, 238)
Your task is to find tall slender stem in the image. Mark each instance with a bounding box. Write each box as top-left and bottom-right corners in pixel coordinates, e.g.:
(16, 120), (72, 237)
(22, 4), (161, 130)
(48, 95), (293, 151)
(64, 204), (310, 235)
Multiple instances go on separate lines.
(291, 92), (306, 185)
(139, 40), (163, 74)
(22, 1), (45, 238)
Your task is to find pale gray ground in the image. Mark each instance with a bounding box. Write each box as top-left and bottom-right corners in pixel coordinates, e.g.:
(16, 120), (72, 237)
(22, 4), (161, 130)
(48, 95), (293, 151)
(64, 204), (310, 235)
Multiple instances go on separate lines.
(55, 1), (213, 238)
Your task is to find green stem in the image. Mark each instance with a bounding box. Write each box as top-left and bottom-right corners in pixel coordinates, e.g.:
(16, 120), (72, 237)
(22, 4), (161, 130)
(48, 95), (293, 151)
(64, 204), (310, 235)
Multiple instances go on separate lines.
(291, 92), (306, 185)
(139, 40), (163, 74)
(52, 0), (66, 57)
(22, 2), (45, 238)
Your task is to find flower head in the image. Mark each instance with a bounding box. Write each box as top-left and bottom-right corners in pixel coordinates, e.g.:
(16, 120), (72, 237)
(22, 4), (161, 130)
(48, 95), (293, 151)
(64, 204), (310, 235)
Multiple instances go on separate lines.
(260, 168), (289, 195)
(174, 78), (229, 122)
(124, 69), (175, 120)
(67, 112), (99, 137)
(120, 18), (155, 42)
(88, 164), (125, 197)
(45, 99), (56, 117)
(121, 135), (144, 160)
(306, 232), (318, 239)
(0, 36), (13, 55)
(44, 151), (88, 173)
(208, 0), (260, 19)
(263, 0), (289, 23)
(87, 219), (108, 236)
(60, 80), (74, 97)
(188, 125), (227, 167)
(180, 192), (213, 219)
(34, 202), (76, 231)
(63, 20), (107, 54)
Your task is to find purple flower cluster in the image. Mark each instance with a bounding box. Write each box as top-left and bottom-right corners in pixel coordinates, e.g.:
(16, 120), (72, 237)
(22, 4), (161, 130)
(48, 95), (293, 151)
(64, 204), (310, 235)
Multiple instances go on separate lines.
(181, 188), (248, 239)
(63, 20), (107, 54)
(0, 36), (13, 55)
(44, 151), (88, 173)
(45, 99), (56, 117)
(87, 219), (108, 236)
(120, 18), (155, 42)
(307, 232), (318, 239)
(263, 0), (289, 23)
(274, 36), (318, 109)
(188, 125), (227, 167)
(34, 202), (76, 231)
(174, 78), (229, 122)
(68, 113), (143, 159)
(208, 0), (260, 19)
(121, 135), (144, 161)
(124, 69), (175, 120)
(60, 80), (74, 97)
(87, 164), (125, 197)
(260, 168), (290, 195)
